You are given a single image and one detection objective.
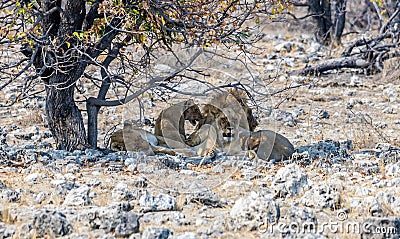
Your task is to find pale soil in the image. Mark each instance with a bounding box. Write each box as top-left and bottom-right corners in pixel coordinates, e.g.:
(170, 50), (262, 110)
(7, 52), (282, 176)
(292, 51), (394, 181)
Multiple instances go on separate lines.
(0, 20), (400, 239)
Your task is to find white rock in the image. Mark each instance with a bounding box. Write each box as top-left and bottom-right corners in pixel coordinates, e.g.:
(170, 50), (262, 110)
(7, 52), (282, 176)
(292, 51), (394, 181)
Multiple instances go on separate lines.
(228, 192), (279, 231)
(63, 185), (91, 206)
(35, 192), (47, 204)
(382, 107), (395, 114)
(64, 173), (76, 181)
(355, 187), (374, 196)
(139, 191), (177, 212)
(65, 164), (80, 173)
(274, 42), (293, 52)
(386, 163), (400, 177)
(272, 163), (308, 198)
(54, 173), (65, 181)
(24, 173), (39, 184)
(50, 180), (66, 187)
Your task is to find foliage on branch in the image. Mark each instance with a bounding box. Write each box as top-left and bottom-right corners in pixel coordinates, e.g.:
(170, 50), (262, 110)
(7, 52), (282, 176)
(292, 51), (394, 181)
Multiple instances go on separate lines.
(0, 0), (292, 150)
(0, 0), (291, 95)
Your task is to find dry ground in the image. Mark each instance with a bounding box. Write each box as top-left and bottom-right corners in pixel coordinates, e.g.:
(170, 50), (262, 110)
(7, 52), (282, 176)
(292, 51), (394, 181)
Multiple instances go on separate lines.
(0, 13), (400, 239)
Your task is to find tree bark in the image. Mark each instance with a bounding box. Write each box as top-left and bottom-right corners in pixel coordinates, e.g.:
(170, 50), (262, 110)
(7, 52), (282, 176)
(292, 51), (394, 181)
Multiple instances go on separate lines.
(333, 0), (347, 44)
(46, 73), (88, 151)
(86, 38), (129, 148)
(309, 0), (333, 44)
(291, 55), (370, 76)
(87, 103), (100, 148)
(36, 0), (89, 151)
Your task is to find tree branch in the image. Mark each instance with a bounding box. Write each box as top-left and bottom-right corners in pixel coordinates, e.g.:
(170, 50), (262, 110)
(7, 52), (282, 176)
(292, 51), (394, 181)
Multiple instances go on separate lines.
(291, 55), (370, 76)
(87, 48), (203, 107)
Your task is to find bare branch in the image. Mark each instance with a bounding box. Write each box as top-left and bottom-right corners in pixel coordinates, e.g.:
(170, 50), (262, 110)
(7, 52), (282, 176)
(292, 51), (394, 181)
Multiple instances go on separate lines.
(87, 49), (203, 107)
(380, 2), (400, 34)
(291, 55), (371, 76)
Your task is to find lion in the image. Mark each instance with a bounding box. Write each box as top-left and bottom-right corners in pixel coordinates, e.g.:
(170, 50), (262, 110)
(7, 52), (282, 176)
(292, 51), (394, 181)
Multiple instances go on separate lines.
(110, 125), (293, 161)
(187, 89), (258, 148)
(212, 126), (294, 161)
(110, 124), (158, 153)
(188, 104), (229, 144)
(150, 124), (218, 157)
(110, 122), (217, 158)
(154, 99), (203, 146)
(227, 88), (258, 131)
(197, 89), (257, 131)
(111, 99), (203, 152)
(110, 129), (126, 151)
(109, 91), (294, 161)
(186, 89), (293, 161)
(247, 130), (294, 161)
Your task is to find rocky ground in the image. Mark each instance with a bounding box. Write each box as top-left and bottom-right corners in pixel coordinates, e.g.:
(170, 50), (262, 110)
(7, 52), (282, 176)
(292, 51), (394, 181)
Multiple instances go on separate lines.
(1, 23), (400, 239)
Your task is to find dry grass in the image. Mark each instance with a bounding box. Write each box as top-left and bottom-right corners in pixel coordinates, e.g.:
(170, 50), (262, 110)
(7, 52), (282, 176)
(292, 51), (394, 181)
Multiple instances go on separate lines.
(16, 111), (45, 128)
(382, 58), (400, 83)
(0, 10), (399, 238)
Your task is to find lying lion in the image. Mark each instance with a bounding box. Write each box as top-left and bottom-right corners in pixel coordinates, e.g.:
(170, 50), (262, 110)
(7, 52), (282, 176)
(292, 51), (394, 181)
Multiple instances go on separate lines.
(110, 123), (217, 157)
(240, 128), (294, 161)
(187, 90), (293, 161)
(110, 91), (294, 161)
(110, 99), (202, 151)
(154, 99), (203, 147)
(110, 124), (158, 153)
(189, 124), (294, 161)
(186, 89), (256, 146)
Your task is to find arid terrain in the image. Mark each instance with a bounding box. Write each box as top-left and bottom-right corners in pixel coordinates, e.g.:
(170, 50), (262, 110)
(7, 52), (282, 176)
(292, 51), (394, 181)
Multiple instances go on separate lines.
(1, 19), (400, 239)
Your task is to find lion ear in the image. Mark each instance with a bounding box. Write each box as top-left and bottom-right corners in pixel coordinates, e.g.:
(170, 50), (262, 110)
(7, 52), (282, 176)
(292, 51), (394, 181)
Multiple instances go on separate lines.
(184, 99), (195, 108)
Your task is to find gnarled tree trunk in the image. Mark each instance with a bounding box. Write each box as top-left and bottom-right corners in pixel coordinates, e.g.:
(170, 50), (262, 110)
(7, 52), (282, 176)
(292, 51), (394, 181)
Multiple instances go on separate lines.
(35, 0), (89, 151)
(45, 73), (88, 151)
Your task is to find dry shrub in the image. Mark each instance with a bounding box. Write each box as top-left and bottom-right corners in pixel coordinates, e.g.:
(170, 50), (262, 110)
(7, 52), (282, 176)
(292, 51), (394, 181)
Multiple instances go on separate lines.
(16, 111), (44, 128)
(347, 113), (392, 150)
(382, 58), (400, 83)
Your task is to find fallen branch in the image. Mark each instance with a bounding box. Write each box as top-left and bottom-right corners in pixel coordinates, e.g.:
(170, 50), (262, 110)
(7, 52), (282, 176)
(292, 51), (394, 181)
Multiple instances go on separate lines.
(342, 33), (392, 57)
(291, 55), (370, 76)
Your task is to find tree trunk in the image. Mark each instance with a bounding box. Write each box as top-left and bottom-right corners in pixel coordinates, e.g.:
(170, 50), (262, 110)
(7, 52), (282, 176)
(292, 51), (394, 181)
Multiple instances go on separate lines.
(86, 68), (112, 148)
(46, 73), (88, 151)
(86, 37), (130, 148)
(309, 0), (333, 44)
(333, 0), (347, 44)
(87, 103), (100, 148)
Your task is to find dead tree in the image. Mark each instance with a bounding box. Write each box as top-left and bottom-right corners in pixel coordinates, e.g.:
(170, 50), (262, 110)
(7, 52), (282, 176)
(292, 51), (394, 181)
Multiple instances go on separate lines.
(308, 0), (347, 45)
(293, 1), (400, 76)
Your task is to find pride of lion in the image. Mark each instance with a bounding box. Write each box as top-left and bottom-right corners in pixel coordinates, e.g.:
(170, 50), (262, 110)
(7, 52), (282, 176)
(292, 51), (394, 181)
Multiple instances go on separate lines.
(110, 89), (294, 161)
